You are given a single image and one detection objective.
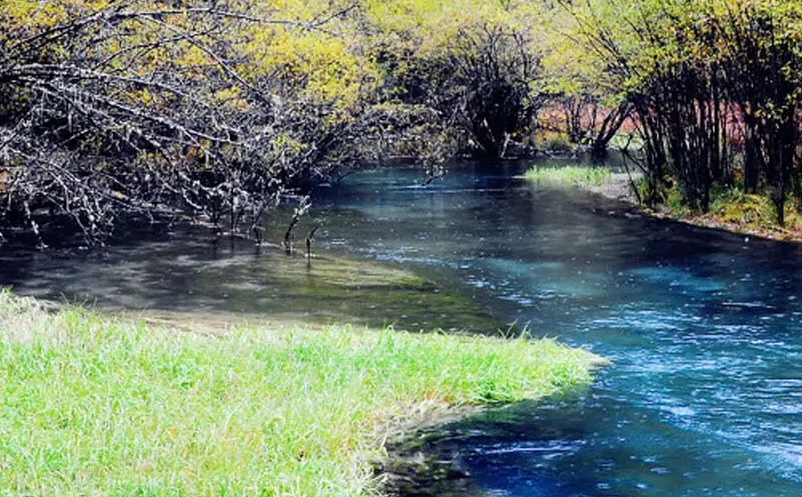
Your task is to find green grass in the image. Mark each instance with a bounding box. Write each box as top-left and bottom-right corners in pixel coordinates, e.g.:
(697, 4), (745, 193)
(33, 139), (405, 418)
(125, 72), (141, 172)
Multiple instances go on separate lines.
(0, 291), (601, 497)
(524, 166), (613, 188)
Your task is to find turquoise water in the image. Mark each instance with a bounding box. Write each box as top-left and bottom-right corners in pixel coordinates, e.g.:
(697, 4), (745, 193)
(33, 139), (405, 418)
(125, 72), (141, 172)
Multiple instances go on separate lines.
(310, 163), (802, 496)
(3, 160), (802, 495)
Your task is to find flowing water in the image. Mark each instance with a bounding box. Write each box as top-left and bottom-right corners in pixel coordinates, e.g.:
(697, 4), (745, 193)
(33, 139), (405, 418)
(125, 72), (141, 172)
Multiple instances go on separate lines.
(2, 160), (802, 496)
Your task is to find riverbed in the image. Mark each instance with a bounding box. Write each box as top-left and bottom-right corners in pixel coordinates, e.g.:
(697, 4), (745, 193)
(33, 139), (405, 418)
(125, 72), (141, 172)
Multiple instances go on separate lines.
(2, 160), (801, 496)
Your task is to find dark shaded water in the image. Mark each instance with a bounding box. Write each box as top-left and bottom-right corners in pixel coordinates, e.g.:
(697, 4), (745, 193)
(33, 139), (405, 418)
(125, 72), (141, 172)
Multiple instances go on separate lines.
(3, 160), (802, 495)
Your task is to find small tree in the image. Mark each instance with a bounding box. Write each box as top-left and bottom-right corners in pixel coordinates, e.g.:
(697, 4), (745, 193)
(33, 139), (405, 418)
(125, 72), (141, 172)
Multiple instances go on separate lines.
(445, 24), (544, 158)
(368, 1), (547, 159)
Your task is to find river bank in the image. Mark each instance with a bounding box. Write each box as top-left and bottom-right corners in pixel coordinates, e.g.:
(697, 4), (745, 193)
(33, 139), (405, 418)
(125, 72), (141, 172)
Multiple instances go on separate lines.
(580, 171), (802, 245)
(0, 290), (602, 496)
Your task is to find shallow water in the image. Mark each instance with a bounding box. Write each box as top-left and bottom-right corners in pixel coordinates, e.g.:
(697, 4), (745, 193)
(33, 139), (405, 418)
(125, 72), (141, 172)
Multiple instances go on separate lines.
(3, 159), (802, 495)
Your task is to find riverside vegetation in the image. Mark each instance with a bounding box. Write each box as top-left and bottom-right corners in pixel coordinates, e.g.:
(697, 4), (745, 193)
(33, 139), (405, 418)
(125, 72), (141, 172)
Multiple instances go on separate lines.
(1, 4), (608, 493)
(8, 1), (801, 494)
(521, 163), (802, 242)
(523, 166), (613, 188)
(558, 0), (802, 236)
(8, 0), (802, 247)
(0, 290), (601, 496)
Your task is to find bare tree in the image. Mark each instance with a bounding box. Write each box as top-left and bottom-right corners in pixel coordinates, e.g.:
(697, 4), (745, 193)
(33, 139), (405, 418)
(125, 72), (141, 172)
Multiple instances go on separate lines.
(0, 0), (373, 247)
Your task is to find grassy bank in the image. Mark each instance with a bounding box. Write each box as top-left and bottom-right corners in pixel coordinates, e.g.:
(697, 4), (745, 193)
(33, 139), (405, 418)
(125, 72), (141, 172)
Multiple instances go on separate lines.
(637, 181), (802, 243)
(524, 166), (613, 188)
(0, 291), (601, 497)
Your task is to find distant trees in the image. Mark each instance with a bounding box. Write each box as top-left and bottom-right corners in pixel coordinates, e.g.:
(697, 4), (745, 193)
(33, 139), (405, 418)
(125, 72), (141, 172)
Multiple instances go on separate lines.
(561, 0), (802, 222)
(366, 0), (548, 158)
(541, 15), (632, 158)
(20, 0), (802, 246)
(365, 0), (632, 160)
(555, 95), (631, 158)
(442, 24), (543, 158)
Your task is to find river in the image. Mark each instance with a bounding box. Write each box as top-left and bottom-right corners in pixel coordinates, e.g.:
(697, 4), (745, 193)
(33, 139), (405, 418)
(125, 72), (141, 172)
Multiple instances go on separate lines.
(2, 160), (802, 496)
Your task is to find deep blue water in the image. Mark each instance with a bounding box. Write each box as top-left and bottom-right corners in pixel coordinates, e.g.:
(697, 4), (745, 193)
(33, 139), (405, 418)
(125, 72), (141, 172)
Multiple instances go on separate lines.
(2, 160), (802, 495)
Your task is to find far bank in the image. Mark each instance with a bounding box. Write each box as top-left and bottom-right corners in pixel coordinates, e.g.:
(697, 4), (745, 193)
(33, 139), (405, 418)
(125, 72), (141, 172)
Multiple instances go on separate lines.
(524, 163), (802, 245)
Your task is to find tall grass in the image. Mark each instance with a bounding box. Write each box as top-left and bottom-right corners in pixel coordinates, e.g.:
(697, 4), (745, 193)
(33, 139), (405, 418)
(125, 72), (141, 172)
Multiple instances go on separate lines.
(524, 166), (613, 187)
(0, 291), (601, 497)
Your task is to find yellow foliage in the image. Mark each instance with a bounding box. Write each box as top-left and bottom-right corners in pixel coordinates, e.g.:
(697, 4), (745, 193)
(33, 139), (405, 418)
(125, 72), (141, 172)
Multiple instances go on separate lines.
(1, 0), (111, 33)
(363, 0), (545, 57)
(242, 24), (377, 108)
(214, 87), (250, 111)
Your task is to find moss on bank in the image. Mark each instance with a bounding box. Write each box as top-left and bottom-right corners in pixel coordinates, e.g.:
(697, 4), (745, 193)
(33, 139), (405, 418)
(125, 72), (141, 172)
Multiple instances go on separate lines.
(635, 180), (802, 243)
(0, 291), (602, 497)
